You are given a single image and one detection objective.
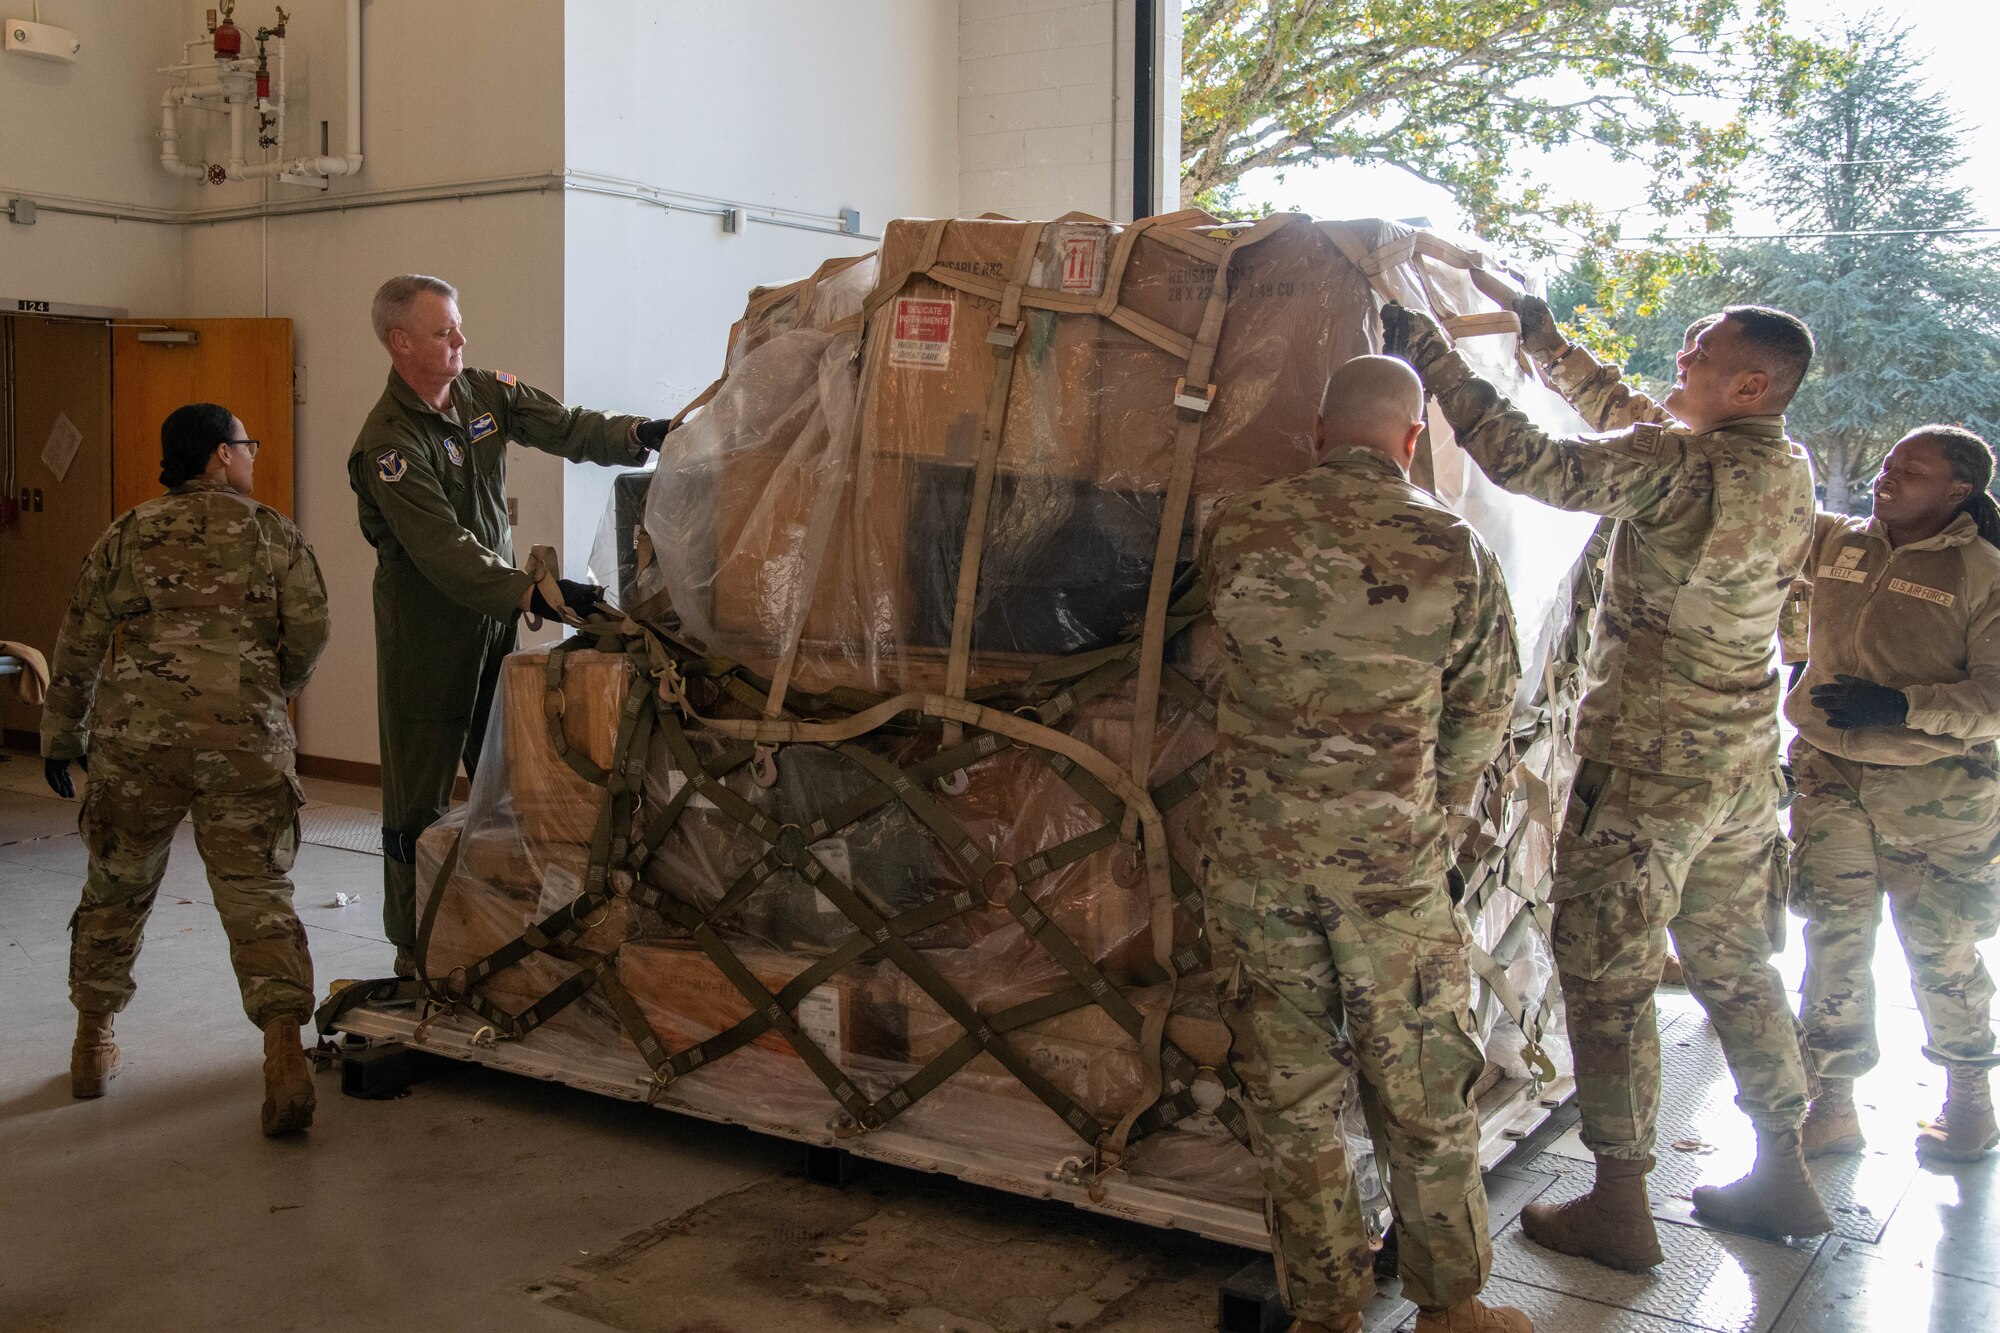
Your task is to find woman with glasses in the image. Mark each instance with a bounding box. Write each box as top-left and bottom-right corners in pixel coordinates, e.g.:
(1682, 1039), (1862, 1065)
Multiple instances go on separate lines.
(39, 402), (332, 1137)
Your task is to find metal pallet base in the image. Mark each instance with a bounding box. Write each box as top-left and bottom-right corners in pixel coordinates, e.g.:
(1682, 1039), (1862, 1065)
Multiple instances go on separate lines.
(329, 998), (1572, 1255)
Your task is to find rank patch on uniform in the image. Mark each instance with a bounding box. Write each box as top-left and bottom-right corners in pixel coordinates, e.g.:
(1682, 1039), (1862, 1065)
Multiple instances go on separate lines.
(376, 449), (408, 483)
(1888, 577), (1955, 607)
(468, 412), (498, 443)
(444, 439), (464, 466)
(496, 371), (516, 386)
(1835, 546), (1866, 569)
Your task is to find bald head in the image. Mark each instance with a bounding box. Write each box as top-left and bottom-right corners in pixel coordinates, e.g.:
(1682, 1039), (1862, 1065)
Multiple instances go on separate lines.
(1317, 355), (1426, 469)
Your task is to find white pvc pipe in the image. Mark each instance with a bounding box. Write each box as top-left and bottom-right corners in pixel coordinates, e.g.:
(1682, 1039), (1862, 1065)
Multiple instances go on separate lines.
(228, 77), (247, 171)
(158, 86), (207, 179)
(325, 0), (364, 176)
(235, 0), (361, 181)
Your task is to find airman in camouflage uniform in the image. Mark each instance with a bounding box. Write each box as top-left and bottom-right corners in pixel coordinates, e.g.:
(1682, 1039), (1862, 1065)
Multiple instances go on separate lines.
(1388, 302), (1832, 1265)
(42, 403), (330, 1135)
(1199, 357), (1528, 1333)
(1516, 301), (1815, 675)
(1514, 300), (1727, 986)
(1790, 425), (2000, 1162)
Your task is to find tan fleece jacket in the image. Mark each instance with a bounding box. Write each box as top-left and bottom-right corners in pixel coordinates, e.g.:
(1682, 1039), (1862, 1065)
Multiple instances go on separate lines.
(1785, 510), (2000, 764)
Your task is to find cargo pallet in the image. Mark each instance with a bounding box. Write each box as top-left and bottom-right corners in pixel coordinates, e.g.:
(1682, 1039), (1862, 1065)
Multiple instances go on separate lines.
(325, 994), (1572, 1252)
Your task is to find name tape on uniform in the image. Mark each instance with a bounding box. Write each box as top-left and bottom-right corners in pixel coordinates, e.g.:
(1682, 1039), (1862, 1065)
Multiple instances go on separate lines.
(1888, 577), (1955, 607)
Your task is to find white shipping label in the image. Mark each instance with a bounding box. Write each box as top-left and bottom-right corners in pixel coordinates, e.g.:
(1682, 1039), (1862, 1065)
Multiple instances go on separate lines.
(794, 983), (844, 1055)
(42, 412), (83, 482)
(889, 297), (954, 369)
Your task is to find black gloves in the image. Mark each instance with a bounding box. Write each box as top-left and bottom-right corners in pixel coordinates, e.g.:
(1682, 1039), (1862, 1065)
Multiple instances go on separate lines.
(1380, 302), (1450, 371)
(45, 753), (86, 800)
(1812, 674), (1910, 730)
(635, 419), (675, 453)
(1513, 294), (1565, 359)
(528, 577), (610, 623)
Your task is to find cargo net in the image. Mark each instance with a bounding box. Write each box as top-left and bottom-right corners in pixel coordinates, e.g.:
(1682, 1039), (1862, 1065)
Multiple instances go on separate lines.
(334, 212), (1605, 1211)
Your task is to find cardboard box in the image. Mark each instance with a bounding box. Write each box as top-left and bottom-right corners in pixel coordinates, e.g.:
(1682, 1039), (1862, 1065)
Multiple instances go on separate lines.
(885, 965), (1232, 1124)
(617, 939), (892, 1064)
(501, 650), (632, 846)
(413, 821), (632, 1045)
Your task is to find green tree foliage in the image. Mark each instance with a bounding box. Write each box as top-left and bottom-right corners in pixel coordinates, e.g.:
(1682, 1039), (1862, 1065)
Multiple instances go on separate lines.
(1181, 0), (1823, 258)
(1560, 21), (2000, 512)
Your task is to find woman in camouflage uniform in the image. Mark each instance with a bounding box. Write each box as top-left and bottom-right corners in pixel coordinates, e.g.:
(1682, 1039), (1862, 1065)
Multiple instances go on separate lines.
(1791, 425), (2000, 1162)
(42, 403), (330, 1136)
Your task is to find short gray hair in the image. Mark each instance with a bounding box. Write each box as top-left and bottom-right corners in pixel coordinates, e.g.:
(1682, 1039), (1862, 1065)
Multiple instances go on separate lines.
(371, 274), (457, 345)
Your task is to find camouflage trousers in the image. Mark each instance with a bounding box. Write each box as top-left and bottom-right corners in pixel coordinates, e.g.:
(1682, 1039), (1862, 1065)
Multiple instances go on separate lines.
(1206, 865), (1490, 1319)
(70, 738), (313, 1027)
(1792, 739), (2000, 1076)
(1553, 760), (1807, 1159)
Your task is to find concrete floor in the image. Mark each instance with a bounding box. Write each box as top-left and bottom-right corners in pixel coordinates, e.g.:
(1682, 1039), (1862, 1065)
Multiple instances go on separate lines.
(1, 745), (1995, 1331)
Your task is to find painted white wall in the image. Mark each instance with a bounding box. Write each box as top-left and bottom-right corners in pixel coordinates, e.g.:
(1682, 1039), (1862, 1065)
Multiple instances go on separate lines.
(959, 0), (1118, 220)
(180, 197), (570, 766)
(558, 0), (961, 575)
(958, 0), (1178, 222)
(0, 0), (193, 311)
(168, 0), (574, 767)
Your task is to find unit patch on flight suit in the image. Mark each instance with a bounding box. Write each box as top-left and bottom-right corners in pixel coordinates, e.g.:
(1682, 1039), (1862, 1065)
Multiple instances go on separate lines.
(468, 412), (499, 443)
(377, 449), (408, 483)
(444, 439), (464, 466)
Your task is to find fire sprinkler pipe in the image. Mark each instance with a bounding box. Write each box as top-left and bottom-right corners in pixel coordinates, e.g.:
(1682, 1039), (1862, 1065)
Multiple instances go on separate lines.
(160, 0), (362, 185)
(239, 0), (361, 179)
(158, 87), (207, 179)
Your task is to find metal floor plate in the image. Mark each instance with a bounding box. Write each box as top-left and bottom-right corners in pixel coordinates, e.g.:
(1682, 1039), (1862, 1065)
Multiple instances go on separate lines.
(1405, 1276), (1707, 1333)
(298, 802), (382, 855)
(1540, 1000), (1921, 1245)
(1497, 1005), (1824, 1333)
(1490, 1163), (1819, 1333)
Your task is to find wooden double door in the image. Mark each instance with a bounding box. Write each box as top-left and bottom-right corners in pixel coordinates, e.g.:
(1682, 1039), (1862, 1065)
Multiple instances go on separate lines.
(0, 316), (293, 743)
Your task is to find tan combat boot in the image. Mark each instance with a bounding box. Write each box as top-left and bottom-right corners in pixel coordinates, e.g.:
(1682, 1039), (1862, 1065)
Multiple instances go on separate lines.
(1520, 1154), (1663, 1271)
(392, 948), (417, 980)
(1916, 1067), (1999, 1161)
(1414, 1296), (1534, 1332)
(1660, 953), (1685, 987)
(1802, 1077), (1865, 1158)
(1691, 1127), (1833, 1238)
(71, 1011), (120, 1098)
(260, 1016), (316, 1136)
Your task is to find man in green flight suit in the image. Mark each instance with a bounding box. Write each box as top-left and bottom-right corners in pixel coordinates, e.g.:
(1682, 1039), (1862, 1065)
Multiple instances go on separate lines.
(350, 273), (675, 976)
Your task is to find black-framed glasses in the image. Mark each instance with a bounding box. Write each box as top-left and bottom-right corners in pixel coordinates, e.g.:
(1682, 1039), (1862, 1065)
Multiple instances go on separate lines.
(228, 439), (261, 457)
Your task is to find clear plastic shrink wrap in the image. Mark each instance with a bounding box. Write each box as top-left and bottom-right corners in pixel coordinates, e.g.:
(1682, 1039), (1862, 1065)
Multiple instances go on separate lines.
(406, 213), (1598, 1213)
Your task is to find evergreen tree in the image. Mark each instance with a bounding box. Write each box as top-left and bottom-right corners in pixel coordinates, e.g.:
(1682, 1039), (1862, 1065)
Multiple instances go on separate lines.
(1567, 20), (2000, 512)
